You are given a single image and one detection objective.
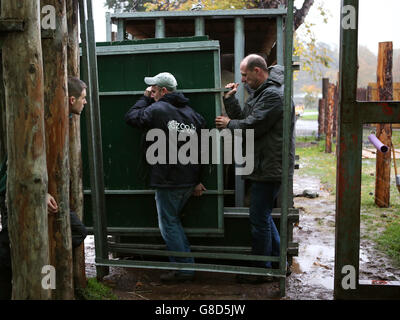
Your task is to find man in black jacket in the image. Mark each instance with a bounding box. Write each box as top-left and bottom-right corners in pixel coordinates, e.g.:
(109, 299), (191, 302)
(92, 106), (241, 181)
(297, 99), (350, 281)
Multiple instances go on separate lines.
(125, 72), (206, 282)
(216, 54), (295, 283)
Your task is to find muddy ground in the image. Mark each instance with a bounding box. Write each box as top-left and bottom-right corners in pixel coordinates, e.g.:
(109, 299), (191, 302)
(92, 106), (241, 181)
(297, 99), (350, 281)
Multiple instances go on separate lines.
(84, 174), (400, 300)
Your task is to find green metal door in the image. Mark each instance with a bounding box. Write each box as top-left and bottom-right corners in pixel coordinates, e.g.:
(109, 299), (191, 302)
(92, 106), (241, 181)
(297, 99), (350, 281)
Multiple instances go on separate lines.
(81, 37), (224, 236)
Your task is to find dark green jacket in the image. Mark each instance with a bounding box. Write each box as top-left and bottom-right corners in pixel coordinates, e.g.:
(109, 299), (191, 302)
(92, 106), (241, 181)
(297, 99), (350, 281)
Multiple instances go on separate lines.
(223, 65), (295, 181)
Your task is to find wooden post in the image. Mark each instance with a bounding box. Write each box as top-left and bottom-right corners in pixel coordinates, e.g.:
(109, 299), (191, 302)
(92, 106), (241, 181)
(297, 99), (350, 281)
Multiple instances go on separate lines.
(375, 42), (393, 208)
(2, 0), (51, 299)
(332, 83), (339, 138)
(67, 0), (87, 289)
(0, 51), (6, 162)
(318, 98), (325, 139)
(41, 0), (74, 299)
(325, 83), (334, 153)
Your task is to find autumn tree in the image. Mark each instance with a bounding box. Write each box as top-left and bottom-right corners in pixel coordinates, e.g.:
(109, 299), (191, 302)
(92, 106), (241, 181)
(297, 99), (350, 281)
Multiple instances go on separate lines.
(104, 0), (331, 79)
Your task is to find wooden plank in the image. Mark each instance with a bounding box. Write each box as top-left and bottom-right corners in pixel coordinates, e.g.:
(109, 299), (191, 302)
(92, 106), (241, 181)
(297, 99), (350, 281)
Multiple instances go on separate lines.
(318, 98), (325, 139)
(325, 83), (335, 153)
(375, 42), (393, 208)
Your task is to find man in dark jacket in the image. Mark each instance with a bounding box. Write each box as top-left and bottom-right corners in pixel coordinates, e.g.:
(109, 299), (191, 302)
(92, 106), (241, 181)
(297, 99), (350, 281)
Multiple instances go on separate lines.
(216, 54), (295, 283)
(125, 72), (207, 283)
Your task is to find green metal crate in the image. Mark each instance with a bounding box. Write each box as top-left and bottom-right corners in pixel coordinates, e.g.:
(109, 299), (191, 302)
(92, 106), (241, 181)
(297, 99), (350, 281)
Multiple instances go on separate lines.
(81, 37), (224, 236)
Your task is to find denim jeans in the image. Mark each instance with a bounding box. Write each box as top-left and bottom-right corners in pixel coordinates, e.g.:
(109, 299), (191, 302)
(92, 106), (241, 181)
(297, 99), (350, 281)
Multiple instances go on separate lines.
(155, 186), (195, 273)
(249, 181), (281, 268)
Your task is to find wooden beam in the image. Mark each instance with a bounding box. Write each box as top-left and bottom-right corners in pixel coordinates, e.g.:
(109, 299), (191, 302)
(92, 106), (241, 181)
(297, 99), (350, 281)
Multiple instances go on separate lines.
(0, 18), (24, 32)
(2, 0), (51, 300)
(375, 42), (393, 208)
(325, 83), (335, 153)
(41, 0), (74, 299)
(67, 0), (86, 290)
(318, 98), (325, 139)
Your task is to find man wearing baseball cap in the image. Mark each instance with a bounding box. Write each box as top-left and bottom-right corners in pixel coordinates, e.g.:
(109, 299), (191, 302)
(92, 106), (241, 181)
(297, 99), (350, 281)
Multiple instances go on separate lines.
(125, 72), (207, 283)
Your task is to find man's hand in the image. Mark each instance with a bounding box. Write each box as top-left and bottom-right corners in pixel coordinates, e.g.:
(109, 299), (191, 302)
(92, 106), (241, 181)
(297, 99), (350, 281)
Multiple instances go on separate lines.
(224, 83), (239, 99)
(193, 183), (206, 197)
(215, 116), (231, 129)
(46, 193), (58, 214)
(144, 86), (152, 97)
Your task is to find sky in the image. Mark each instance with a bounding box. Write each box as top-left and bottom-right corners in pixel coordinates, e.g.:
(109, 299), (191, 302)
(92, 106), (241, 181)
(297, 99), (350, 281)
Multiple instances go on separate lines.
(295, 0), (400, 53)
(93, 0), (400, 54)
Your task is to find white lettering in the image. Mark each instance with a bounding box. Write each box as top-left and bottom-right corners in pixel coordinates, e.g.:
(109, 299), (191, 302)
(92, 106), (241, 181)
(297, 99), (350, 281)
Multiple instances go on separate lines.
(41, 5), (56, 30)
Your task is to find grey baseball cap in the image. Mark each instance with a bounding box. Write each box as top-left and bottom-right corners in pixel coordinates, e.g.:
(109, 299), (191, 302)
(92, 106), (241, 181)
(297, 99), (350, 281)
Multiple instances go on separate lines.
(144, 72), (178, 91)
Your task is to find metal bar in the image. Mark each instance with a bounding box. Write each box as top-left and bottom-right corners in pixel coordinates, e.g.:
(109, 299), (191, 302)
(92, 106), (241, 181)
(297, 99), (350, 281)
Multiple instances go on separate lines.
(155, 18), (165, 38)
(213, 49), (225, 234)
(111, 243), (254, 253)
(80, 0), (109, 279)
(276, 16), (283, 65)
(109, 242), (298, 254)
(98, 88), (230, 96)
(194, 17), (205, 36)
(95, 258), (285, 277)
(334, 0), (361, 300)
(279, 0), (295, 297)
(234, 16), (245, 207)
(93, 40), (220, 56)
(105, 12), (111, 42)
(86, 227), (224, 237)
(109, 8), (287, 20)
(109, 247), (280, 262)
(342, 101), (400, 124)
(83, 189), (234, 195)
(117, 18), (125, 41)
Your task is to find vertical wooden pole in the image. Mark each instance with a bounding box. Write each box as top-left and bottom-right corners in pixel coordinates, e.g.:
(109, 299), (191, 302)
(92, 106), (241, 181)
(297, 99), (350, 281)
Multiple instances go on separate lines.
(332, 83), (339, 138)
(0, 51), (6, 162)
(41, 0), (74, 299)
(375, 42), (393, 208)
(67, 0), (86, 290)
(318, 98), (325, 139)
(2, 0), (51, 299)
(325, 83), (334, 153)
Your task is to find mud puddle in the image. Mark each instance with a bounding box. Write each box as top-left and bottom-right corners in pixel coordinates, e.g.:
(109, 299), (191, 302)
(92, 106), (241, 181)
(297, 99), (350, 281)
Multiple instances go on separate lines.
(84, 174), (400, 300)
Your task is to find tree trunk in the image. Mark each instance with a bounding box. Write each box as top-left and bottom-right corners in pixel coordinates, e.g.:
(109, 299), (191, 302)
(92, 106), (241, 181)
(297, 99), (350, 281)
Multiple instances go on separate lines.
(41, 0), (74, 299)
(375, 42), (393, 208)
(294, 0), (315, 30)
(67, 0), (86, 290)
(1, 0), (51, 299)
(325, 83), (334, 154)
(318, 98), (325, 139)
(0, 51), (6, 162)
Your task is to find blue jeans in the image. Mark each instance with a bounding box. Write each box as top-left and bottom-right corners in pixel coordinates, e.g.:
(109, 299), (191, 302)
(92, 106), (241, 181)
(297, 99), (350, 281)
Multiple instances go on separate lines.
(249, 181), (281, 268)
(155, 187), (194, 273)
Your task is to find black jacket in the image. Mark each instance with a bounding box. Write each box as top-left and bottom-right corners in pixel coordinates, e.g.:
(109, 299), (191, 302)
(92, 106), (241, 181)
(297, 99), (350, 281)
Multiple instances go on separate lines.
(125, 92), (206, 188)
(223, 65), (295, 181)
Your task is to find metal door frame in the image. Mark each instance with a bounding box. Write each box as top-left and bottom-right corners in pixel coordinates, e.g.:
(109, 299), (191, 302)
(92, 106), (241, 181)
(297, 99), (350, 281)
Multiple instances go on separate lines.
(335, 0), (400, 299)
(79, 0), (295, 297)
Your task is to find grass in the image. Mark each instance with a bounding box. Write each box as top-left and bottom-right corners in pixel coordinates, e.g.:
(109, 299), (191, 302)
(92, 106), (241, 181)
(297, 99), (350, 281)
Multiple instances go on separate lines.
(300, 113), (319, 121)
(75, 278), (118, 300)
(296, 131), (400, 266)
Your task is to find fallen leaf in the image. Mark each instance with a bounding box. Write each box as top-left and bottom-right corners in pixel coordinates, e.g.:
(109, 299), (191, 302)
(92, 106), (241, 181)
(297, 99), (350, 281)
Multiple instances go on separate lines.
(313, 261), (331, 270)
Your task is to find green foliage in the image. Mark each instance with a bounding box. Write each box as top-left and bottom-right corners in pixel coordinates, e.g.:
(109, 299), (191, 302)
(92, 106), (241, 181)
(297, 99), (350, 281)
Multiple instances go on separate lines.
(301, 84), (320, 109)
(377, 222), (400, 265)
(75, 278), (118, 300)
(104, 0), (150, 12)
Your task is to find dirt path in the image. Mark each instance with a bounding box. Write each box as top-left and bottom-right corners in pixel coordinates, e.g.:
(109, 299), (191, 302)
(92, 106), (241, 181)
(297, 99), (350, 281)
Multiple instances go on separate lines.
(84, 174), (400, 300)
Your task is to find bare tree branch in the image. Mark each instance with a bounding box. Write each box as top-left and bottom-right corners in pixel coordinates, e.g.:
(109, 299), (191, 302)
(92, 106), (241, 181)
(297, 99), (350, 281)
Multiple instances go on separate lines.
(294, 0), (315, 30)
